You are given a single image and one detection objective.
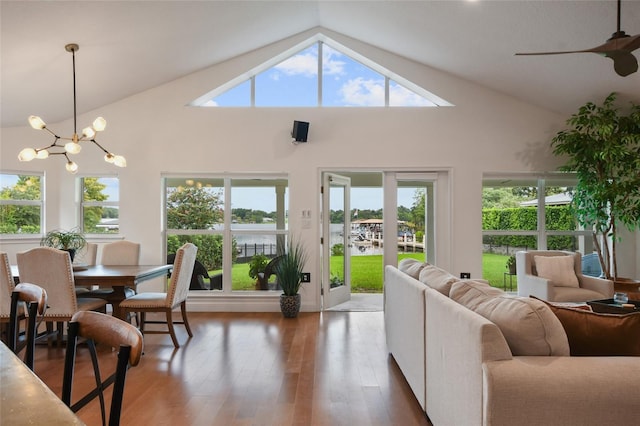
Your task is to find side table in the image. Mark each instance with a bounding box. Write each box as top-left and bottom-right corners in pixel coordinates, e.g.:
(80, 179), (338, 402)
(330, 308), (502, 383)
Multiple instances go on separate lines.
(503, 272), (516, 291)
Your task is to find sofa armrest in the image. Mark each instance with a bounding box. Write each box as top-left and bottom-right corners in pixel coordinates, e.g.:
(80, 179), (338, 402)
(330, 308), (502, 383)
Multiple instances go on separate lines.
(383, 265), (428, 410)
(578, 274), (614, 298)
(425, 289), (512, 426)
(516, 273), (554, 299)
(483, 356), (640, 426)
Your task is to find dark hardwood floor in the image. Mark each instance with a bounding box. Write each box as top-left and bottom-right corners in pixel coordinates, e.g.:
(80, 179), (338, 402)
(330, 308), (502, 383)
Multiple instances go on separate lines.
(31, 311), (432, 426)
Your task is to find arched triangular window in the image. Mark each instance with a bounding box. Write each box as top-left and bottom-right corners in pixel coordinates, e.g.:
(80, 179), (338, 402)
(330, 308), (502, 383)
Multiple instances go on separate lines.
(191, 33), (452, 108)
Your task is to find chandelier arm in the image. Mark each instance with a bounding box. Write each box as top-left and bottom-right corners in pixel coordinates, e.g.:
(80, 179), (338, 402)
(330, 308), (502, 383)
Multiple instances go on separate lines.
(42, 127), (60, 138)
(90, 139), (111, 155)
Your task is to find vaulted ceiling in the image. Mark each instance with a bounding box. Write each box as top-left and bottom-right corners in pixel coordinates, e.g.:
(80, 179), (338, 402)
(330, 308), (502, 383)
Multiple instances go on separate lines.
(2, 1), (639, 128)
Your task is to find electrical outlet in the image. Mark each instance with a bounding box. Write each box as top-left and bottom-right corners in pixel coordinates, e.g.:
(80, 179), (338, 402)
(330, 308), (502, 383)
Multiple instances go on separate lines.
(301, 272), (311, 282)
(460, 272), (471, 279)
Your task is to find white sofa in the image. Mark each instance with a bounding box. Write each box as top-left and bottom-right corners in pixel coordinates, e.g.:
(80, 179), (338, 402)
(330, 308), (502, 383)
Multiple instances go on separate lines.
(384, 260), (640, 426)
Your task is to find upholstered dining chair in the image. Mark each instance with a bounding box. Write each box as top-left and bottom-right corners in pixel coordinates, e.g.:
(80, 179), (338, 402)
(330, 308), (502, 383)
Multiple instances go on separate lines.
(1, 251), (18, 343)
(62, 310), (143, 426)
(75, 242), (98, 295)
(8, 283), (48, 371)
(78, 240), (140, 320)
(120, 243), (197, 348)
(16, 247), (107, 347)
(516, 250), (614, 302)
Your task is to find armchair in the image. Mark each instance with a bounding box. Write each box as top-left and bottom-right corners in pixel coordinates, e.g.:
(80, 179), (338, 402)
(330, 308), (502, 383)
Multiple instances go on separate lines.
(516, 250), (613, 303)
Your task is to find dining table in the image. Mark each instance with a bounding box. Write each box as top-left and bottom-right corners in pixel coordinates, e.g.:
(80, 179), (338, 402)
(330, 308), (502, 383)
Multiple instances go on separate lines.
(0, 341), (84, 425)
(12, 264), (172, 321)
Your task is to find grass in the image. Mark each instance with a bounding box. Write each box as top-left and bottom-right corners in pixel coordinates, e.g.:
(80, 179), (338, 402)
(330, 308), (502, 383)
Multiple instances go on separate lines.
(207, 252), (515, 292)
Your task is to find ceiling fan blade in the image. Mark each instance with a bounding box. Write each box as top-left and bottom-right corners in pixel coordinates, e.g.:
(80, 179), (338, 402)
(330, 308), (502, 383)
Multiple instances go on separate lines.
(515, 34), (640, 56)
(605, 51), (639, 76)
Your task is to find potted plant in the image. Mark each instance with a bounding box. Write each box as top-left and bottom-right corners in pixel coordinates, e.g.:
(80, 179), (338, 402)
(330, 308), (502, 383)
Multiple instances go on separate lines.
(274, 238), (308, 318)
(40, 228), (86, 261)
(551, 92), (640, 281)
(506, 255), (516, 275)
(248, 253), (269, 288)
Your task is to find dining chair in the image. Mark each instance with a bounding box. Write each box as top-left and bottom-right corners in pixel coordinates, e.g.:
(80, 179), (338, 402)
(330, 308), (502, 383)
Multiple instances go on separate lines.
(79, 240), (140, 321)
(16, 247), (107, 347)
(62, 310), (143, 426)
(75, 242), (98, 295)
(1, 251), (18, 343)
(8, 283), (48, 370)
(120, 243), (197, 348)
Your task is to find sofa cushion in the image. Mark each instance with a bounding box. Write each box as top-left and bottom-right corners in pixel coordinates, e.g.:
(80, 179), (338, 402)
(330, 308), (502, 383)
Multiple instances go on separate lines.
(418, 264), (459, 296)
(534, 255), (579, 288)
(398, 258), (427, 280)
(536, 297), (640, 356)
(451, 281), (570, 356)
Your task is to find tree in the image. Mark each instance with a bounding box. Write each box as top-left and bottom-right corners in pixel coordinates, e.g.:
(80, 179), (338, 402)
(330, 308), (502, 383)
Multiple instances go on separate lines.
(82, 177), (108, 233)
(551, 92), (640, 280)
(167, 186), (223, 229)
(0, 175), (41, 233)
(166, 186), (227, 271)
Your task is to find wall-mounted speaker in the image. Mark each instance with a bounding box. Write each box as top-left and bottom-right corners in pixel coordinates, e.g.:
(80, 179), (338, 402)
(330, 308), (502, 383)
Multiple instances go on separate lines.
(292, 121), (309, 142)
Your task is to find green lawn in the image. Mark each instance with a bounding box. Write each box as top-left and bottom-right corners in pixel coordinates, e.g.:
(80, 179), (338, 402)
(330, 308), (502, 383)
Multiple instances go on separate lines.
(209, 252), (515, 292)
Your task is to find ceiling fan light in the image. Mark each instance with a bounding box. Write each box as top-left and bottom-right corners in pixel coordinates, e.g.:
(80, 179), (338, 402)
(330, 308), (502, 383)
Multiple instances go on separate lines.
(28, 115), (46, 130)
(65, 141), (82, 154)
(18, 148), (37, 162)
(65, 161), (78, 174)
(92, 117), (107, 132)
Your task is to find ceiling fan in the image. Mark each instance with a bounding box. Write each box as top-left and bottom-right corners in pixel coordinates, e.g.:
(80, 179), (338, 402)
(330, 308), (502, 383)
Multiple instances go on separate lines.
(515, 0), (640, 76)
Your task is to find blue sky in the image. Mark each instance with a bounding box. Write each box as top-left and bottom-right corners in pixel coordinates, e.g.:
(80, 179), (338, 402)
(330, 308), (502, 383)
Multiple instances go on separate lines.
(207, 42), (433, 107)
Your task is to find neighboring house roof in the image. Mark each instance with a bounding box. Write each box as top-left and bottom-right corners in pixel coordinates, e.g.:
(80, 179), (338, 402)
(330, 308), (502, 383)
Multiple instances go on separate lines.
(520, 192), (572, 207)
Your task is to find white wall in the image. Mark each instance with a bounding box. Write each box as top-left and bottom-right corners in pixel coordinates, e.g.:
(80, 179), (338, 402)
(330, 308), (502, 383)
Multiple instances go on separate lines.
(3, 28), (637, 310)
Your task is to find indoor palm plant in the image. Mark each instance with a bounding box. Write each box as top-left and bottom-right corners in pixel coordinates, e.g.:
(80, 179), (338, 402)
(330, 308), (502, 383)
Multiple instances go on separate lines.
(274, 238), (308, 318)
(40, 228), (86, 261)
(551, 92), (640, 281)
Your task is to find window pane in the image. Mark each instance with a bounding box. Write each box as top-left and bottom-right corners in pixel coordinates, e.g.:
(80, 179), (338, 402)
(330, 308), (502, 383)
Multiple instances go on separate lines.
(230, 178), (288, 231)
(0, 173), (42, 234)
(210, 80), (251, 107)
(232, 233), (283, 292)
(389, 80), (437, 107)
(256, 45), (318, 106)
(166, 178), (224, 230)
(167, 234), (225, 292)
(322, 44), (384, 107)
(83, 177), (118, 202)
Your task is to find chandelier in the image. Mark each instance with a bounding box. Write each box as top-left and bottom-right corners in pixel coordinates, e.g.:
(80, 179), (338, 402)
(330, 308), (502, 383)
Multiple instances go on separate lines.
(18, 43), (126, 174)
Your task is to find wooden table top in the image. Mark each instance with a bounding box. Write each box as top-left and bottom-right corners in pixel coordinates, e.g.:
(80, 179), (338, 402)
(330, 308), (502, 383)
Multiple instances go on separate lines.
(0, 342), (84, 425)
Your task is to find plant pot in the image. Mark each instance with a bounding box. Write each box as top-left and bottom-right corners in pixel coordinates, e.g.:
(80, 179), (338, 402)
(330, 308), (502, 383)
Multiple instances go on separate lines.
(280, 294), (301, 318)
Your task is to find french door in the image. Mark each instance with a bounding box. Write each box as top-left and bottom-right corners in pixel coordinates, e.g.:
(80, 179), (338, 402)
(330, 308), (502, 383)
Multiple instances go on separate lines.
(322, 173), (351, 309)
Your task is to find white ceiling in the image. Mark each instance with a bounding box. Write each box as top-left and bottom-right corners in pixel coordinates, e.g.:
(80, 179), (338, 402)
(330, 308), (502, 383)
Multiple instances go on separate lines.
(2, 1), (639, 128)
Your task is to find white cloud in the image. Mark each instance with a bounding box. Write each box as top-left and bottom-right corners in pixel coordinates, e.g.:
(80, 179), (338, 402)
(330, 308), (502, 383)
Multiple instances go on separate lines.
(275, 51), (318, 77)
(339, 77), (385, 106)
(322, 47), (346, 76)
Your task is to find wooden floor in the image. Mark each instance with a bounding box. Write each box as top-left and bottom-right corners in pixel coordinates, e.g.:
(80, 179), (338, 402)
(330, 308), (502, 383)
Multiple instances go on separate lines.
(31, 311), (433, 426)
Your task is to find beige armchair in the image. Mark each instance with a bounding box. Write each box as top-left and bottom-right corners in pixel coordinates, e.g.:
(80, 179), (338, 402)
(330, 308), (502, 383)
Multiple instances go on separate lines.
(516, 250), (613, 302)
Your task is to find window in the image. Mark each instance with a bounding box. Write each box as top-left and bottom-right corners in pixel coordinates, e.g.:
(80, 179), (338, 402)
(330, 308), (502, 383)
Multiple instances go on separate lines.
(0, 172), (43, 235)
(80, 176), (120, 234)
(164, 175), (289, 293)
(481, 174), (590, 287)
(192, 33), (450, 108)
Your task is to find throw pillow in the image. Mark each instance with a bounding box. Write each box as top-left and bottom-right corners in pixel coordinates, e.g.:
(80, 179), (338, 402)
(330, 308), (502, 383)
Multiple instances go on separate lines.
(398, 258), (427, 280)
(534, 297), (640, 356)
(418, 264), (460, 296)
(534, 255), (579, 288)
(451, 281), (570, 356)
